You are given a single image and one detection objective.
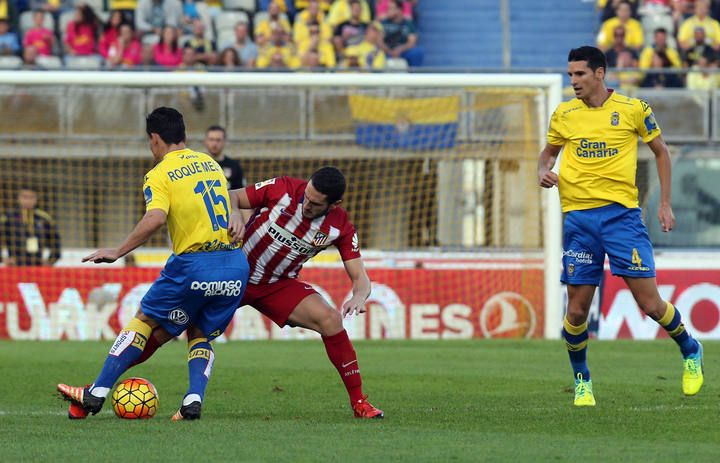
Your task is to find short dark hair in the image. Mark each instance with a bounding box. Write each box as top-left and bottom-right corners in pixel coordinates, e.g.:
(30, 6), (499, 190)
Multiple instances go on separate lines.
(206, 125), (226, 137)
(568, 46), (607, 73)
(654, 27), (667, 35)
(310, 166), (346, 204)
(146, 107), (186, 144)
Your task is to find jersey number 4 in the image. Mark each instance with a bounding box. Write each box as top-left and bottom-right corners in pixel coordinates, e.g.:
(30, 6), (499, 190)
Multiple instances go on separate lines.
(194, 180), (229, 231)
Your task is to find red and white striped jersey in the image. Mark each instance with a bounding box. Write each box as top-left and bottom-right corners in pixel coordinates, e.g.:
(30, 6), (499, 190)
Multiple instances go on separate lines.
(242, 176), (361, 284)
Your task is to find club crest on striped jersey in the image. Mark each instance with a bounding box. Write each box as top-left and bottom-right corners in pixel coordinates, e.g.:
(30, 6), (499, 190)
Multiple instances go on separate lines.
(312, 231), (328, 246)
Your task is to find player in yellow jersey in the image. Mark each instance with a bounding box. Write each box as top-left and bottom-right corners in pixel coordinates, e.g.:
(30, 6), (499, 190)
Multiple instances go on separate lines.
(58, 107), (249, 420)
(538, 47), (704, 407)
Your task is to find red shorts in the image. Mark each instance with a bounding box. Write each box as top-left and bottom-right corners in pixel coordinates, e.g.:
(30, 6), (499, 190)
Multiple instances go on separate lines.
(241, 279), (317, 327)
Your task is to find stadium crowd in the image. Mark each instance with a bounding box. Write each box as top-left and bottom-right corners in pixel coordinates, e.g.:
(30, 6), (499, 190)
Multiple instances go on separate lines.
(0, 0), (422, 70)
(598, 0), (720, 89)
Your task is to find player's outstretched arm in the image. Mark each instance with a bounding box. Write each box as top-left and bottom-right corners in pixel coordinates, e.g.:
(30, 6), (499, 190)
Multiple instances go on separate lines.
(341, 257), (372, 317)
(538, 143), (562, 188)
(82, 209), (167, 264)
(647, 135), (675, 232)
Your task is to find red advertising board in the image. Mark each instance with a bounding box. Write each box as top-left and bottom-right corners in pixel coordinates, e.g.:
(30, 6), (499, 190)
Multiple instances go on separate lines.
(599, 270), (720, 339)
(0, 266), (544, 340)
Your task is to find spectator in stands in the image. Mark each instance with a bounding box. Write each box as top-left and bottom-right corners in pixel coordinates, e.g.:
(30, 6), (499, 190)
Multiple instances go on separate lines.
(22, 10), (54, 56)
(186, 18), (216, 65)
(99, 11), (125, 59)
(380, 0), (422, 66)
(605, 26), (639, 67)
(376, 0), (415, 20)
(204, 125), (246, 190)
(153, 25), (182, 67)
(298, 21), (336, 67)
(678, 0), (720, 49)
(327, 0), (371, 27)
(256, 25), (299, 68)
(0, 18), (20, 55)
(640, 48), (684, 87)
(64, 4), (99, 56)
(109, 0), (138, 24)
(22, 43), (39, 66)
(293, 0), (332, 46)
(105, 22), (142, 67)
(683, 26), (717, 66)
(639, 27), (682, 68)
(686, 53), (718, 89)
(598, 0), (639, 22)
(295, 0), (332, 14)
(256, 0), (292, 47)
(0, 186), (61, 266)
(179, 45), (199, 68)
(135, 0), (183, 36)
(597, 1), (644, 51)
(610, 49), (644, 89)
(333, 0), (368, 56)
(343, 20), (385, 69)
(220, 20), (257, 68)
(29, 0), (73, 15)
(218, 46), (240, 69)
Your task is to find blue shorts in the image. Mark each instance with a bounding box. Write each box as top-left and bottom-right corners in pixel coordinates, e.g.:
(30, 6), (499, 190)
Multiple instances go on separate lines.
(561, 203), (656, 286)
(141, 249), (249, 340)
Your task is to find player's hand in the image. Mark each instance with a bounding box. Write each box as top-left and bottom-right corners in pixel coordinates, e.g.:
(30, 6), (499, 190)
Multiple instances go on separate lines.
(341, 296), (368, 317)
(658, 203), (675, 232)
(538, 168), (559, 188)
(228, 211), (246, 243)
(82, 248), (120, 264)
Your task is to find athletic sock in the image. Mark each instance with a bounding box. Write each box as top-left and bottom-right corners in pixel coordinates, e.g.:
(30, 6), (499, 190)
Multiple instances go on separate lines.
(90, 318), (152, 398)
(322, 329), (364, 403)
(562, 317), (590, 381)
(658, 302), (699, 357)
(184, 338), (214, 404)
(129, 330), (162, 368)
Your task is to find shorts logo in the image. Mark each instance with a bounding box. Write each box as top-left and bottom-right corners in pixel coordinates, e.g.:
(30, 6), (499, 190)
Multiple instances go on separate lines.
(191, 280), (244, 297)
(209, 329), (222, 338)
(611, 111), (620, 126)
(628, 247), (650, 271)
(169, 308), (189, 326)
(567, 263), (575, 276)
(562, 249), (593, 264)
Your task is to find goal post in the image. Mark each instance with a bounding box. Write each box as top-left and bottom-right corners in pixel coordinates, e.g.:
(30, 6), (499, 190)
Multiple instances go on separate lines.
(0, 71), (563, 340)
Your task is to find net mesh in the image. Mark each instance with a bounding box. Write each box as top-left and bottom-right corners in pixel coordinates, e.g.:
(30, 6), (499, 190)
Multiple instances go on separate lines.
(0, 80), (550, 340)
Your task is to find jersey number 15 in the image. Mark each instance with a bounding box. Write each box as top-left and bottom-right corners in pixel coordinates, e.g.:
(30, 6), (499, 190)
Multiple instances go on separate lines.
(194, 180), (229, 231)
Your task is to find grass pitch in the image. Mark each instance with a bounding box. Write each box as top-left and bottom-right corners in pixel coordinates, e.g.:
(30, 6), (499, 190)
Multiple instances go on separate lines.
(0, 339), (717, 462)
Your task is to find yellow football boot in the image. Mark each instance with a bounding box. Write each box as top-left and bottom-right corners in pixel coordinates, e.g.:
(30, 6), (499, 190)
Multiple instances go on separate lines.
(682, 342), (704, 396)
(574, 373), (596, 407)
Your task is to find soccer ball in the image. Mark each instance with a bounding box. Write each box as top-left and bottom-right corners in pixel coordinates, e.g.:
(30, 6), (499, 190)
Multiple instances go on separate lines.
(111, 377), (159, 419)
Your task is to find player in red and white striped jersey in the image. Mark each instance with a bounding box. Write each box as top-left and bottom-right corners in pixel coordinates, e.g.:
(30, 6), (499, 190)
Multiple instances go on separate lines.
(227, 167), (383, 419)
(125, 167), (383, 419)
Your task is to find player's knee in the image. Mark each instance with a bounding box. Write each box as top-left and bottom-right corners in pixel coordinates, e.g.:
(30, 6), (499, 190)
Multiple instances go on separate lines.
(637, 298), (665, 319)
(317, 308), (343, 336)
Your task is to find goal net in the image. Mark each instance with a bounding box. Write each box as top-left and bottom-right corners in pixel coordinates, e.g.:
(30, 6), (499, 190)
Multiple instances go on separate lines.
(0, 72), (562, 341)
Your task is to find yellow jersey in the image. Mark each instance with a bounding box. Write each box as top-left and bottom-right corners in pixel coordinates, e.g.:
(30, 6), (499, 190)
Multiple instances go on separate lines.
(343, 41), (386, 69)
(638, 46), (682, 69)
(547, 91), (661, 212)
(597, 17), (644, 50)
(142, 148), (237, 255)
(678, 15), (720, 47)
